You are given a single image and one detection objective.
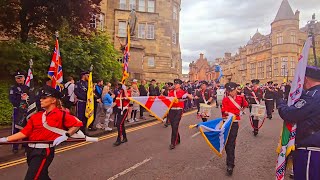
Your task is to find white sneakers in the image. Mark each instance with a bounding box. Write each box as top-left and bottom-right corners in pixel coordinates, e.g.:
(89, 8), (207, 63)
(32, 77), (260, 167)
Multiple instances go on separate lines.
(128, 119), (135, 123)
(104, 127), (112, 131)
(96, 123), (103, 129)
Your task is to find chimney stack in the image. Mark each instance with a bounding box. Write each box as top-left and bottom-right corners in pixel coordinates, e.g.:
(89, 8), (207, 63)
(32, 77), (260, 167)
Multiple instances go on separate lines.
(200, 53), (204, 59)
(295, 10), (300, 20)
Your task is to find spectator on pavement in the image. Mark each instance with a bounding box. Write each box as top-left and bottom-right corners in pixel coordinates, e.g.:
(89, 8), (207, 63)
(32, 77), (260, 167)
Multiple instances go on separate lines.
(138, 79), (148, 120)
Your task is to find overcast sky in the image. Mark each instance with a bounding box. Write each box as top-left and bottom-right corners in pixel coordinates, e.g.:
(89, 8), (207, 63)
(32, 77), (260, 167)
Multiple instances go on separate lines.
(180, 0), (320, 74)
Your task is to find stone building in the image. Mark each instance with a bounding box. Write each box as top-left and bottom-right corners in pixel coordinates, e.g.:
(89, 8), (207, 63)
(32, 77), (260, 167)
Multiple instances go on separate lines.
(96, 0), (182, 82)
(188, 53), (210, 81)
(189, 0), (320, 85)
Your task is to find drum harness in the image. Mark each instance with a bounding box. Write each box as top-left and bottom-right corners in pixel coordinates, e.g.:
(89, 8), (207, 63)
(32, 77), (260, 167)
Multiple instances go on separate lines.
(249, 91), (266, 130)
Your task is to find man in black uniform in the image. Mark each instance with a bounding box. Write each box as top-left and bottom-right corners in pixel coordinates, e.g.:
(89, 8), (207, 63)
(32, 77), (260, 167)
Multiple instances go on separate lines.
(195, 81), (213, 122)
(9, 71), (29, 153)
(247, 79), (263, 136)
(277, 66), (320, 179)
(74, 71), (89, 133)
(263, 81), (275, 119)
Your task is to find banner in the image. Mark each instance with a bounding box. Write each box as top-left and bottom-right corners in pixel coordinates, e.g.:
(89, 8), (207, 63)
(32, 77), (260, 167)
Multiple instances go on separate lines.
(190, 114), (235, 157)
(275, 37), (312, 180)
(85, 72), (94, 128)
(48, 38), (63, 91)
(128, 96), (176, 121)
(121, 24), (131, 84)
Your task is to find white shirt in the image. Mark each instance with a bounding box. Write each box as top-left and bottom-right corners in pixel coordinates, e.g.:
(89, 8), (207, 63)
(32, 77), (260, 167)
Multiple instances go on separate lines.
(65, 82), (75, 102)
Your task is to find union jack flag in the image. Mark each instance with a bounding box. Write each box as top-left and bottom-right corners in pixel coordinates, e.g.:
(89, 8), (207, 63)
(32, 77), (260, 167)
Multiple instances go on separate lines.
(48, 38), (63, 91)
(121, 24), (130, 84)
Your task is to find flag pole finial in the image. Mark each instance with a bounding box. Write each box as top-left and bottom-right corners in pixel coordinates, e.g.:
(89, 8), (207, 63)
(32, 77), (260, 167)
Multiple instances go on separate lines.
(55, 31), (59, 38)
(29, 59), (33, 68)
(89, 64), (93, 72)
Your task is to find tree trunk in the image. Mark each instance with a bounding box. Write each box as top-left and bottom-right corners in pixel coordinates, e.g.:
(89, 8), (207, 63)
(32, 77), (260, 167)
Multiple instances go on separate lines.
(19, 1), (30, 43)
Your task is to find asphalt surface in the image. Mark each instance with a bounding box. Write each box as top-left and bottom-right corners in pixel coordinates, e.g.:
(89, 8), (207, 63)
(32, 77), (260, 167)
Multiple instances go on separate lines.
(0, 107), (288, 180)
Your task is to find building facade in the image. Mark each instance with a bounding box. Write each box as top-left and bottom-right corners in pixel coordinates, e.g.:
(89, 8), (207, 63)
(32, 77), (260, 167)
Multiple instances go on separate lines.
(189, 0), (320, 85)
(98, 0), (182, 82)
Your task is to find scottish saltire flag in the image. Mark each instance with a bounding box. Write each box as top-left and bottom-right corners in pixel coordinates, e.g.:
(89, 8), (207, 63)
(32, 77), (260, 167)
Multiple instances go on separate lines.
(128, 96), (176, 121)
(85, 71), (94, 128)
(48, 38), (63, 91)
(214, 65), (223, 82)
(275, 37), (312, 180)
(25, 68), (33, 87)
(121, 24), (131, 84)
(190, 114), (235, 157)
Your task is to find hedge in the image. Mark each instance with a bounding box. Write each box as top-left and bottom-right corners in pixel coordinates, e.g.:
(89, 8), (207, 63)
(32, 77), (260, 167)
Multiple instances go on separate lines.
(0, 80), (13, 125)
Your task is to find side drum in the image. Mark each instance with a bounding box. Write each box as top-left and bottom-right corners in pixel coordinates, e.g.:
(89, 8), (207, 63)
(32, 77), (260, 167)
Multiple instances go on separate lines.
(251, 104), (266, 119)
(199, 103), (212, 118)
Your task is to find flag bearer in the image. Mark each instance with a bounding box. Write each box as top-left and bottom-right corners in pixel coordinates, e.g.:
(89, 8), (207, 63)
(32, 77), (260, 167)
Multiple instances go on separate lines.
(9, 70), (29, 154)
(277, 66), (320, 180)
(221, 82), (248, 176)
(74, 71), (89, 133)
(167, 79), (193, 150)
(263, 81), (275, 119)
(1, 86), (83, 180)
(112, 83), (131, 146)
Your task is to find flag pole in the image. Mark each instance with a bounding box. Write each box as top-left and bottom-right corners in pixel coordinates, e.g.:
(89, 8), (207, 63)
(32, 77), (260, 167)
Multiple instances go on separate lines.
(0, 139), (88, 145)
(308, 14), (318, 66)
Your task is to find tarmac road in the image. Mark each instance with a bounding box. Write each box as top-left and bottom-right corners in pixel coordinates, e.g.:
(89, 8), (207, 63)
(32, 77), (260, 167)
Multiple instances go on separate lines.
(0, 107), (287, 180)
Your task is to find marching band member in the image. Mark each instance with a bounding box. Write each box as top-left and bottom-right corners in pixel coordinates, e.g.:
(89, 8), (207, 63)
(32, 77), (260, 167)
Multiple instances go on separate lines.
(111, 83), (131, 146)
(221, 82), (248, 176)
(195, 81), (213, 122)
(263, 81), (275, 119)
(246, 79), (263, 136)
(1, 86), (83, 180)
(167, 79), (192, 150)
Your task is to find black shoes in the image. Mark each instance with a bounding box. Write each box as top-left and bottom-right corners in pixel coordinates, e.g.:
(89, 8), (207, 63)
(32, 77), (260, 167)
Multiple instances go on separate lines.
(88, 127), (97, 131)
(227, 166), (233, 176)
(113, 141), (121, 146)
(253, 130), (258, 136)
(169, 144), (175, 150)
(121, 138), (128, 143)
(12, 149), (18, 154)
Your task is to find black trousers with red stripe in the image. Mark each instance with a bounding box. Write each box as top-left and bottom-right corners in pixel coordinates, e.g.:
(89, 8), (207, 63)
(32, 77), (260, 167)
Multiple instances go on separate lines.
(116, 109), (128, 142)
(25, 147), (55, 180)
(168, 109), (183, 146)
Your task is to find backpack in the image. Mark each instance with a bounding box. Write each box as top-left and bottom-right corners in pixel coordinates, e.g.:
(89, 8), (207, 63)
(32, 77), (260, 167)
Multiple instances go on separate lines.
(62, 83), (73, 108)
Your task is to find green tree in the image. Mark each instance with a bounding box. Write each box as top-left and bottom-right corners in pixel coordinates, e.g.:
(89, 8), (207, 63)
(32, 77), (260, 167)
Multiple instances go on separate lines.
(0, 0), (102, 43)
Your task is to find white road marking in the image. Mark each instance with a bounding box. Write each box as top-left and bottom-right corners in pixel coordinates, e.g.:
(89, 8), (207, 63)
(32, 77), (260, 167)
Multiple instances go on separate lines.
(107, 157), (152, 180)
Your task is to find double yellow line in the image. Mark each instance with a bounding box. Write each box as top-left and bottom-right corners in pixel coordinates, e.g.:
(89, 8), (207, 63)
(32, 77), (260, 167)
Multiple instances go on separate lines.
(0, 121), (160, 170)
(0, 110), (196, 170)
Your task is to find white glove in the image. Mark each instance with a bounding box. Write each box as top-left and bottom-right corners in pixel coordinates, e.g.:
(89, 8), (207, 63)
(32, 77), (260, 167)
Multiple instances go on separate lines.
(53, 134), (68, 146)
(107, 108), (112, 113)
(0, 137), (8, 143)
(122, 84), (127, 90)
(182, 93), (188, 99)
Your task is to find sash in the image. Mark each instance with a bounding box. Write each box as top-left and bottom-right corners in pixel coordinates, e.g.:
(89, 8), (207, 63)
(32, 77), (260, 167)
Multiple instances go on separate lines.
(228, 96), (244, 116)
(42, 111), (98, 142)
(201, 90), (208, 104)
(251, 90), (260, 105)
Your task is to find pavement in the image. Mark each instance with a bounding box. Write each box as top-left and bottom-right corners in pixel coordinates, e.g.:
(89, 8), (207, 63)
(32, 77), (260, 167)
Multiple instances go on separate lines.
(0, 106), (292, 180)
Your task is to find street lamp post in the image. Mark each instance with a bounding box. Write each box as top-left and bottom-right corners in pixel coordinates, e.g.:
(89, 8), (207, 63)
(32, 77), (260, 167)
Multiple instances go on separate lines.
(307, 14), (318, 66)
